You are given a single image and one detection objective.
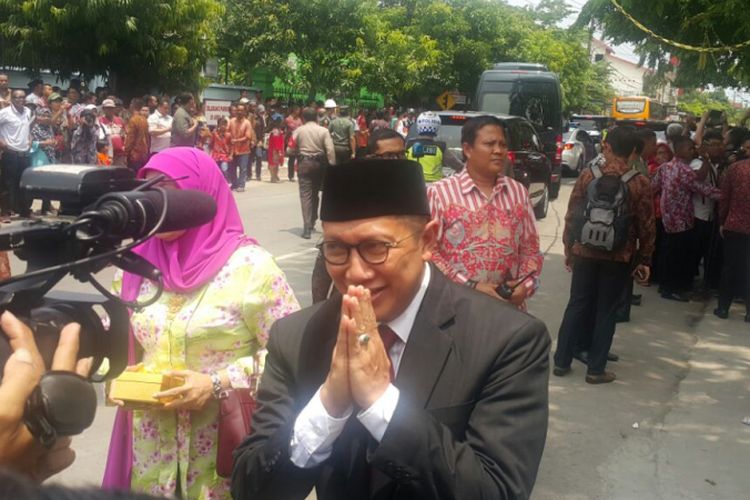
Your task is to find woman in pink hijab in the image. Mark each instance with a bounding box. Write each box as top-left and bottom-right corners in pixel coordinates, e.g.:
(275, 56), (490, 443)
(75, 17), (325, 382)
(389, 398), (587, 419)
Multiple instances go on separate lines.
(102, 147), (299, 498)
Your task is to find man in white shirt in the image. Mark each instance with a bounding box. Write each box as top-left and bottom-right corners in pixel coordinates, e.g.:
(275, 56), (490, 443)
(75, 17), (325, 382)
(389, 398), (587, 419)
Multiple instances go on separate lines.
(232, 160), (550, 500)
(148, 98), (173, 154)
(0, 73), (10, 109)
(691, 130), (723, 287)
(0, 89), (34, 217)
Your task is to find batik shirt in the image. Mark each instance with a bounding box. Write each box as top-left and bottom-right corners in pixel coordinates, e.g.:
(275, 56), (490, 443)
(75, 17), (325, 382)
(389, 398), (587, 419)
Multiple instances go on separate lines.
(427, 170), (543, 308)
(651, 157), (721, 234)
(719, 159), (750, 235)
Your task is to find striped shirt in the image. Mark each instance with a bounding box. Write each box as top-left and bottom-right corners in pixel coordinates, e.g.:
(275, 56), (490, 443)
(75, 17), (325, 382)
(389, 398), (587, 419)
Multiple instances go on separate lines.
(427, 170), (543, 304)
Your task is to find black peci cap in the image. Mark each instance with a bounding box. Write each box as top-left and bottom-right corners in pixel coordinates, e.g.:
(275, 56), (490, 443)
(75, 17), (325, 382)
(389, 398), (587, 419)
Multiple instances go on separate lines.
(321, 159), (429, 222)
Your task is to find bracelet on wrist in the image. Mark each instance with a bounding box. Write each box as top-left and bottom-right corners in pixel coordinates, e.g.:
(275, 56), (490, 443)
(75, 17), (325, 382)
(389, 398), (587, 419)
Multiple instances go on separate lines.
(210, 371), (227, 399)
(466, 279), (478, 289)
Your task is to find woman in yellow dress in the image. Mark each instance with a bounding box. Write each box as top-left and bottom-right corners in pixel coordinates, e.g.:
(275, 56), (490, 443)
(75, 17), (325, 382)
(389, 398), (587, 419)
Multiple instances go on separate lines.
(102, 147), (299, 498)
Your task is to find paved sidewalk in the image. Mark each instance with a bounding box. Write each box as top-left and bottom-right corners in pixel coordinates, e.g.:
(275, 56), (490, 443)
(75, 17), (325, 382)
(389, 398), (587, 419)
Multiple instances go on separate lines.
(529, 185), (750, 500)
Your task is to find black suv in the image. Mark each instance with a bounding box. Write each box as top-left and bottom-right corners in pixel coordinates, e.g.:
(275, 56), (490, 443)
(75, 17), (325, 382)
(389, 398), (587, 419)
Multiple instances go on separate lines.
(406, 111), (553, 219)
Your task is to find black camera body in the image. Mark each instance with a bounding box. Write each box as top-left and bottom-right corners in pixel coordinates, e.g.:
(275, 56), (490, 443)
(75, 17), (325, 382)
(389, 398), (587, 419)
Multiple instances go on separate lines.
(0, 166), (162, 446)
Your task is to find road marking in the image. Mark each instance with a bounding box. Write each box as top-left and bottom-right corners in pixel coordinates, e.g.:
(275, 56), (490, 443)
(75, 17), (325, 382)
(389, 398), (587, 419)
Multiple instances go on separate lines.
(275, 247), (318, 262)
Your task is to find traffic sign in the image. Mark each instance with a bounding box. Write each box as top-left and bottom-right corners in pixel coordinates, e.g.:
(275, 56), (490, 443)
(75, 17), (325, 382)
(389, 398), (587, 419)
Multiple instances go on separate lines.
(436, 91), (456, 110)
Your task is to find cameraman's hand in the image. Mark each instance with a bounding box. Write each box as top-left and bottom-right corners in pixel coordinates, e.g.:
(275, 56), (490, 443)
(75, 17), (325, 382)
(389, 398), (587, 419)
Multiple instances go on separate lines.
(0, 311), (90, 482)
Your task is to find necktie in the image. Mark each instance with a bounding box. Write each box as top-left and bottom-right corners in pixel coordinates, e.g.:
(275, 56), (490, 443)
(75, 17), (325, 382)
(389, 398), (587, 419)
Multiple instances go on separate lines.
(378, 324), (400, 381)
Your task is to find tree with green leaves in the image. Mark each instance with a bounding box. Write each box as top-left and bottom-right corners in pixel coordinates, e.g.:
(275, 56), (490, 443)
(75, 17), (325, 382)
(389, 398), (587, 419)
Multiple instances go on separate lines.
(220, 0), (378, 100)
(218, 0), (616, 113)
(526, 0), (575, 28)
(677, 88), (742, 123)
(0, 0), (222, 98)
(577, 0), (750, 88)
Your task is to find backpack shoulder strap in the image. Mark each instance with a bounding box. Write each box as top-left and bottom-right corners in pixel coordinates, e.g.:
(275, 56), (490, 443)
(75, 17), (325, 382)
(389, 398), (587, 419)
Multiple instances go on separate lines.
(621, 169), (639, 183)
(590, 164), (603, 178)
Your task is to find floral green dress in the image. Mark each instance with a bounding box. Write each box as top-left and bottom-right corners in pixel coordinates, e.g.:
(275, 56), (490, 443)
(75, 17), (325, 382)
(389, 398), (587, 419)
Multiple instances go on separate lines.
(113, 245), (299, 499)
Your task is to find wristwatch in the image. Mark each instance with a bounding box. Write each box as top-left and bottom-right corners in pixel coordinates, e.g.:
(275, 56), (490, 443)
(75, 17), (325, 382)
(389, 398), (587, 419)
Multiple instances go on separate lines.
(210, 372), (227, 399)
(466, 279), (478, 289)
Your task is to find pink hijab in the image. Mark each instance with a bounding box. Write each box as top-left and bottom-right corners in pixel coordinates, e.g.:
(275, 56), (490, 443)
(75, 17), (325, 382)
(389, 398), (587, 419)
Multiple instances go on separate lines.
(103, 147), (256, 489)
(122, 147), (256, 297)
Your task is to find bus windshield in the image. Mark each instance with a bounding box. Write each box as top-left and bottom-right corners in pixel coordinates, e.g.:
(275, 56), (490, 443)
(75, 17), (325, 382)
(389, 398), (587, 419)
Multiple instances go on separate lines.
(615, 99), (646, 114)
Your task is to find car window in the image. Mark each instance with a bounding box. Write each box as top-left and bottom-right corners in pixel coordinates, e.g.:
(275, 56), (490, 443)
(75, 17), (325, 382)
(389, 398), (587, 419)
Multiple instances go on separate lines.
(435, 124), (463, 151)
(531, 130), (542, 151)
(516, 122), (537, 151)
(576, 131), (589, 143)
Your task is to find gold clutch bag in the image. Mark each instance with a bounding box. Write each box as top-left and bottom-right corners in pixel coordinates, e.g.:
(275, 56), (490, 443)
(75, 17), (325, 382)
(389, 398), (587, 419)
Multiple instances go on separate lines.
(109, 371), (185, 407)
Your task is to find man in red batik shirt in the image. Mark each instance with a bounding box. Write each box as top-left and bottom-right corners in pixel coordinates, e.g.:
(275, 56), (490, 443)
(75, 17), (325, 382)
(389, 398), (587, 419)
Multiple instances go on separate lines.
(427, 115), (543, 310)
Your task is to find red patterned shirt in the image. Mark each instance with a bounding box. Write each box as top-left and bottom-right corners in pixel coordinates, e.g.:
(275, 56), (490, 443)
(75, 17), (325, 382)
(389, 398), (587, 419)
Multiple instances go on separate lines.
(427, 170), (543, 305)
(652, 157), (721, 234)
(719, 159), (750, 235)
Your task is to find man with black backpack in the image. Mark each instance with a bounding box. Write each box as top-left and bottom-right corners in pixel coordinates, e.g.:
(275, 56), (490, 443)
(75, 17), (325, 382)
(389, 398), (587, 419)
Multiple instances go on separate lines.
(554, 127), (655, 384)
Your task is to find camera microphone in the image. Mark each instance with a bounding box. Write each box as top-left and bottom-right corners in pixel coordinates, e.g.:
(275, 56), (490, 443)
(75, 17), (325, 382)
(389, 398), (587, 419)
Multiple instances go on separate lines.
(80, 189), (218, 240)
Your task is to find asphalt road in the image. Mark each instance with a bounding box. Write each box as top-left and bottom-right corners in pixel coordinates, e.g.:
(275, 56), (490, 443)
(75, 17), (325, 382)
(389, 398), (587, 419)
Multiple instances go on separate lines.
(21, 164), (749, 499)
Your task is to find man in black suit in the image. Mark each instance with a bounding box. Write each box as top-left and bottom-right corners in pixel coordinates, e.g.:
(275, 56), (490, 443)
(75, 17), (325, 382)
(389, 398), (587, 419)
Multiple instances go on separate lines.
(232, 160), (550, 500)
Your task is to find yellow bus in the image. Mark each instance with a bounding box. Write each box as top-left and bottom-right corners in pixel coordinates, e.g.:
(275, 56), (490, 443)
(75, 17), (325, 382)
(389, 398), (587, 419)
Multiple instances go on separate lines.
(611, 96), (667, 122)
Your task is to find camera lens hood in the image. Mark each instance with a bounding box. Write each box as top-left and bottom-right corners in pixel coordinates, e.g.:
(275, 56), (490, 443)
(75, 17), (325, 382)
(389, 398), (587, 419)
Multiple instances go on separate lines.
(24, 371), (97, 447)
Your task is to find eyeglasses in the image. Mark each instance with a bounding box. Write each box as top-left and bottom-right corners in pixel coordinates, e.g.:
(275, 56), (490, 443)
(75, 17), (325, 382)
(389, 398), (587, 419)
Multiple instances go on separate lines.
(368, 151), (406, 160)
(317, 231), (421, 265)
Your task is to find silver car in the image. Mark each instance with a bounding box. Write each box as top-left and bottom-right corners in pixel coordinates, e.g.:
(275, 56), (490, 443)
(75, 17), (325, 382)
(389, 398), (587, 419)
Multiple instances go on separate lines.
(561, 129), (597, 176)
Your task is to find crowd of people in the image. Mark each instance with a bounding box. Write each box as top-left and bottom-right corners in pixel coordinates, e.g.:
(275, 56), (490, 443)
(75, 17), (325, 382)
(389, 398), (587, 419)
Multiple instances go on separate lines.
(0, 122), (551, 499)
(0, 72), (748, 499)
(0, 73), (454, 238)
(554, 114), (750, 384)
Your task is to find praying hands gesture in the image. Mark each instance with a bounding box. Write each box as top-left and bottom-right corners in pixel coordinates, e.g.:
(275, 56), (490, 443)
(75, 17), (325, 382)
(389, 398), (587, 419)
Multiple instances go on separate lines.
(320, 286), (392, 418)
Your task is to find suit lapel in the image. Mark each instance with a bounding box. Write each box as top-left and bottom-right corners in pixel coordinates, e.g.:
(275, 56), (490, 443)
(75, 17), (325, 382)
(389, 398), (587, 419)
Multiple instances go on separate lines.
(394, 266), (456, 410)
(297, 295), (342, 401)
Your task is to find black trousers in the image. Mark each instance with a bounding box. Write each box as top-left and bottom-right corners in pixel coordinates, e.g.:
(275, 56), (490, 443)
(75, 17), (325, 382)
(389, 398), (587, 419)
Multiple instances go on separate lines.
(0, 149), (31, 216)
(718, 231), (750, 315)
(661, 229), (695, 293)
(287, 154), (297, 180)
(298, 157), (325, 231)
(692, 218), (722, 287)
(651, 219), (665, 284)
(555, 257), (630, 374)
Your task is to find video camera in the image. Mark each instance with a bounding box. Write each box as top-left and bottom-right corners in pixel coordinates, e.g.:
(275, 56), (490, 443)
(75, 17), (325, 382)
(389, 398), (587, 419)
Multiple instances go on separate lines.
(0, 165), (217, 447)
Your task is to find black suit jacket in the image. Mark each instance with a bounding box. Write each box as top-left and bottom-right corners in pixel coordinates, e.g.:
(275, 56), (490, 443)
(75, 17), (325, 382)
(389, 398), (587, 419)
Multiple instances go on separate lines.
(232, 266), (550, 500)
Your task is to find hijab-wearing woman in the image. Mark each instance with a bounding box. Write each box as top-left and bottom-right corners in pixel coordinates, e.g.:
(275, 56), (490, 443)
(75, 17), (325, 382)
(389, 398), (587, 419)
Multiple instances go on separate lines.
(102, 148), (299, 498)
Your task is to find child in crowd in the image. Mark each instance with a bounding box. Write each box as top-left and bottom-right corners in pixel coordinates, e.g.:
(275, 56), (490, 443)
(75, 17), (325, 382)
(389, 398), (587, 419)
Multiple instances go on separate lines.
(97, 142), (112, 166)
(267, 118), (285, 183)
(210, 117), (233, 185)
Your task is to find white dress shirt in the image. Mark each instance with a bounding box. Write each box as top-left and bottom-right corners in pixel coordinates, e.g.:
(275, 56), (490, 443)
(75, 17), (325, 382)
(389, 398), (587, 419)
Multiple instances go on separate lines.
(290, 264), (431, 468)
(148, 111), (173, 153)
(690, 157), (717, 222)
(0, 105), (33, 152)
